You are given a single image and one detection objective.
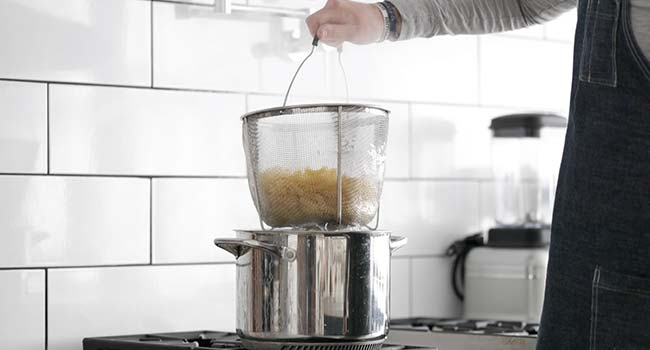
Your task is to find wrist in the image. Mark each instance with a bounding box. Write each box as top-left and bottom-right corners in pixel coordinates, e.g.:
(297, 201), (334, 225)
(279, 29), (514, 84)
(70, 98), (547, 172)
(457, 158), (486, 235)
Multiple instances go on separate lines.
(372, 3), (390, 42)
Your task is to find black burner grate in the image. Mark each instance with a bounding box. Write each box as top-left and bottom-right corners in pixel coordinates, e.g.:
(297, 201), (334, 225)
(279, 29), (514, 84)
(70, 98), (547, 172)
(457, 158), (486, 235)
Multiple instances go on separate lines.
(390, 318), (539, 337)
(83, 331), (436, 350)
(83, 331), (244, 350)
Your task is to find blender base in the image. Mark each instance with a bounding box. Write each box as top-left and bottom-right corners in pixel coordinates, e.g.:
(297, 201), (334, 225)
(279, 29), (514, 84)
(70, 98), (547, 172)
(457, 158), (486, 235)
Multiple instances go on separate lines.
(487, 226), (551, 248)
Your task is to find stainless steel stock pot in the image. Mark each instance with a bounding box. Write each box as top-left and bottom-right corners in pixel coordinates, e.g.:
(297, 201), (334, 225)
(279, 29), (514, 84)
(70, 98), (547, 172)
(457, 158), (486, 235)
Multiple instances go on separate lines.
(214, 229), (406, 350)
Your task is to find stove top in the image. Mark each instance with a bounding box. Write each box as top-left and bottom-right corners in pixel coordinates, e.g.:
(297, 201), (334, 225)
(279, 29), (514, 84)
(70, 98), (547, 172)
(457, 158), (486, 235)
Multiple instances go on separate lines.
(387, 318), (538, 350)
(82, 319), (538, 350)
(82, 331), (436, 350)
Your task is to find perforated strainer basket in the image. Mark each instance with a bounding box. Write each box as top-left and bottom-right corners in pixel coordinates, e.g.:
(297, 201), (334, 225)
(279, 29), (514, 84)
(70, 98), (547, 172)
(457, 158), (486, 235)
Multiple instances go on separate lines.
(242, 104), (390, 230)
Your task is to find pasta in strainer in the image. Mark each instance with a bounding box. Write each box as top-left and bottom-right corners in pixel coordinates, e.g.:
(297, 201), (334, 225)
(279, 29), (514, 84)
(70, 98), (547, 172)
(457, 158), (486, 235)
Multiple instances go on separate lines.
(259, 167), (378, 228)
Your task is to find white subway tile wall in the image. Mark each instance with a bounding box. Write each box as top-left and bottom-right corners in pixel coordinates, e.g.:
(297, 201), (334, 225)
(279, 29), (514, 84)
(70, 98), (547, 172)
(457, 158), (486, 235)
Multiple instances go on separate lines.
(0, 176), (149, 268)
(50, 85), (247, 176)
(411, 257), (462, 317)
(389, 257), (411, 318)
(0, 0), (577, 346)
(0, 270), (45, 350)
(152, 178), (259, 263)
(327, 36), (480, 104)
(0, 81), (47, 173)
(48, 265), (236, 350)
(479, 35), (574, 112)
(410, 104), (516, 179)
(0, 0), (151, 86)
(153, 2), (328, 95)
(380, 180), (481, 256)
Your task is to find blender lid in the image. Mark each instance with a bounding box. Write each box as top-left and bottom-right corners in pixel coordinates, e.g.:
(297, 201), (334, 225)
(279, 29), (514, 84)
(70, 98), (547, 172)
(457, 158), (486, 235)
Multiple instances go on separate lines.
(490, 113), (567, 137)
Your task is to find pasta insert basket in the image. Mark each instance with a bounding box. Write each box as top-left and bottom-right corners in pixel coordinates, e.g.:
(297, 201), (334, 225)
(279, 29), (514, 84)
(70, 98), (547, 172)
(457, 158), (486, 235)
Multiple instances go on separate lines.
(242, 104), (390, 230)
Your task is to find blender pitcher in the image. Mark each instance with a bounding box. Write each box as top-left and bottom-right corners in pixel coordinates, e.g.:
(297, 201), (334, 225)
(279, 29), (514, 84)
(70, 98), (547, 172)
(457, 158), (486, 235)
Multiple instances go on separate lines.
(488, 113), (567, 244)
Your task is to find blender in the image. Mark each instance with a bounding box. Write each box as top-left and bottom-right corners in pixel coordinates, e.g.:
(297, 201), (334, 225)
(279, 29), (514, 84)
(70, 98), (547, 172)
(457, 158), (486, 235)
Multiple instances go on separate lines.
(462, 113), (567, 322)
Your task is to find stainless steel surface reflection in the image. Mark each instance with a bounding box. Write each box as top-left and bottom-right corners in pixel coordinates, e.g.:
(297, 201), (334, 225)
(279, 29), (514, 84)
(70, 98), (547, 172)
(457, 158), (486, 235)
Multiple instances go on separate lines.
(215, 230), (406, 345)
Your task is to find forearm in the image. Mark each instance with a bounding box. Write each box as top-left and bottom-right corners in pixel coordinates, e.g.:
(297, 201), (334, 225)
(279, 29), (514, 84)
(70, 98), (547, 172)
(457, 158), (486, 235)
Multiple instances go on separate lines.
(389, 0), (576, 40)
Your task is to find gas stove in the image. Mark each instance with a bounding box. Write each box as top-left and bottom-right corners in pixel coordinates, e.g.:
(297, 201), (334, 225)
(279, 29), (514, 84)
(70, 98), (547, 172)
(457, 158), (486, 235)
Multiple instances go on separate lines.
(82, 331), (436, 350)
(387, 318), (538, 350)
(82, 319), (538, 350)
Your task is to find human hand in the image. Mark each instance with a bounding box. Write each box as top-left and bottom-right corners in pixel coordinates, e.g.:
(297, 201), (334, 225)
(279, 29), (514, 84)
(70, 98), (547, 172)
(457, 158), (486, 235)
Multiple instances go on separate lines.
(306, 0), (385, 47)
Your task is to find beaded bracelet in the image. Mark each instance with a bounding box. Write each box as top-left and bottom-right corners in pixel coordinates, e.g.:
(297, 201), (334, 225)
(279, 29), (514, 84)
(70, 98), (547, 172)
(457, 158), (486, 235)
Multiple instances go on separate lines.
(383, 1), (401, 41)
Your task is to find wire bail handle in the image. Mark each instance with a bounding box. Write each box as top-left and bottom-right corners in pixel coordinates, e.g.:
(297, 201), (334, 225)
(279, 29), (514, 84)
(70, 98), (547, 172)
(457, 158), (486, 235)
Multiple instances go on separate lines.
(282, 36), (320, 107)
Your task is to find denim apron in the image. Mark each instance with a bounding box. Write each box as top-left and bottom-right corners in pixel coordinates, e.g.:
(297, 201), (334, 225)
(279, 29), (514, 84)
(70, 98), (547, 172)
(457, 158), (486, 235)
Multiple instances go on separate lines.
(536, 0), (650, 349)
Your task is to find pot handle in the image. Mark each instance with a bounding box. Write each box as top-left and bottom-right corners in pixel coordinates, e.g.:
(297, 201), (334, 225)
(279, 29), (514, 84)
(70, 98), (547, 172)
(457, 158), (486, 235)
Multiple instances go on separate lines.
(389, 235), (407, 254)
(214, 238), (297, 261)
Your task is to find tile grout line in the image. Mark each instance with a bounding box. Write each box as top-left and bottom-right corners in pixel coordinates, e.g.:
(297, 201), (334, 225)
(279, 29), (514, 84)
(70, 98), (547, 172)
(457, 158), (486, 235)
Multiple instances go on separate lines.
(150, 0), (154, 88)
(0, 172), (493, 182)
(149, 178), (153, 265)
(0, 172), (248, 179)
(44, 268), (48, 350)
(46, 84), (50, 174)
(0, 256), (440, 271)
(0, 78), (248, 96)
(0, 256), (441, 272)
(0, 261), (235, 271)
(0, 78), (560, 112)
(407, 102), (413, 179)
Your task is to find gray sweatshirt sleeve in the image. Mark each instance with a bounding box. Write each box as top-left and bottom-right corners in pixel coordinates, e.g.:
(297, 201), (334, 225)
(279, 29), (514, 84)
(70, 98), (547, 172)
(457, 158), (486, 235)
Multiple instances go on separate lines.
(389, 0), (577, 40)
